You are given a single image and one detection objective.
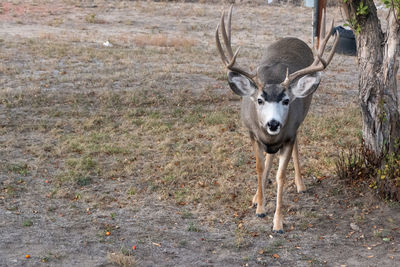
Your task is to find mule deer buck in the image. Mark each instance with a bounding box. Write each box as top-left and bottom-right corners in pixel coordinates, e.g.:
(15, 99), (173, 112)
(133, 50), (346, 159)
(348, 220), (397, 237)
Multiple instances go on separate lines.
(215, 5), (339, 233)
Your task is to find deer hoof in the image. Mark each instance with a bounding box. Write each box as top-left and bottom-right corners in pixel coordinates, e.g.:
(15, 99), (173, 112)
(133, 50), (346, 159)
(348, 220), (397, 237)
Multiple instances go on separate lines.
(272, 229), (284, 234)
(256, 213), (266, 218)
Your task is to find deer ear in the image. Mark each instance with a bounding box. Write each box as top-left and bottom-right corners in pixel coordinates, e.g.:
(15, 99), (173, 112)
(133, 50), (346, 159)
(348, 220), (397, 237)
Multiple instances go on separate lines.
(289, 72), (321, 99)
(227, 71), (258, 97)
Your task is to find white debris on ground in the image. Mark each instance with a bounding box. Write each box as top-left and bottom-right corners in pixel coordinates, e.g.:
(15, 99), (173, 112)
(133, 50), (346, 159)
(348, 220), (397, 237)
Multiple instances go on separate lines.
(103, 40), (113, 47)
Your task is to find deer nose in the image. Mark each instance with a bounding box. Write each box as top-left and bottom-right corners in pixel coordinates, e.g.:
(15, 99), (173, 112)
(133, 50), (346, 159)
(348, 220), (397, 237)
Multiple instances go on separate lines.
(267, 120), (280, 131)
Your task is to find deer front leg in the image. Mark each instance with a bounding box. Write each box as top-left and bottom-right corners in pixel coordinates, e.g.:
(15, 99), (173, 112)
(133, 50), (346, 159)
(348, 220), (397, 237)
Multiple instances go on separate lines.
(292, 138), (306, 193)
(252, 151), (274, 211)
(273, 142), (294, 233)
(251, 140), (268, 217)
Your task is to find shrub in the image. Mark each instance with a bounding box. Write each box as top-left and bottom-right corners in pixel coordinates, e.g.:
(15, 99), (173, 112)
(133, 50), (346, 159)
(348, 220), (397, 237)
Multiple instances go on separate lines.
(377, 152), (400, 201)
(335, 143), (375, 186)
(335, 140), (400, 201)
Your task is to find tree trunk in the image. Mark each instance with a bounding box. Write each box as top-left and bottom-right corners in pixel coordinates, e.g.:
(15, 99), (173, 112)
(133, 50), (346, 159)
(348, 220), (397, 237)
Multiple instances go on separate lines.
(342, 1), (400, 161)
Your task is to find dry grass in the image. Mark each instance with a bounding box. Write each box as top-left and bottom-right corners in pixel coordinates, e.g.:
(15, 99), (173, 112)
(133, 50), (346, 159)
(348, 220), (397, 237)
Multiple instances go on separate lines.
(85, 13), (106, 24)
(107, 252), (137, 267)
(132, 34), (197, 48)
(0, 69), (361, 216)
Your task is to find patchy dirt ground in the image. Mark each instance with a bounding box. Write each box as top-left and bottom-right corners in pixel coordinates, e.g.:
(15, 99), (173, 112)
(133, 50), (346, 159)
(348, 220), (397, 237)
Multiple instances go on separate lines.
(1, 1), (400, 266)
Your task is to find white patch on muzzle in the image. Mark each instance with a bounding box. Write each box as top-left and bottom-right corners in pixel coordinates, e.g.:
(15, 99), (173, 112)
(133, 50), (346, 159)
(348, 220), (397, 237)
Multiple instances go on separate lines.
(259, 102), (287, 135)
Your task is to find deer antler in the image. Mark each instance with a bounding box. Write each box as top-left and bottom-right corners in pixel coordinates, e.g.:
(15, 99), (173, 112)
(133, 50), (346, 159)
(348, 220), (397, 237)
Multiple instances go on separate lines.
(215, 5), (256, 80)
(281, 10), (339, 88)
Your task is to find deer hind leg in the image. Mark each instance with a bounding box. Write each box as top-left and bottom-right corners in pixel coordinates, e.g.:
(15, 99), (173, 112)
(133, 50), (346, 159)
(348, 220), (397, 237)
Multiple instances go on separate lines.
(292, 138), (306, 193)
(273, 142), (294, 233)
(251, 140), (269, 217)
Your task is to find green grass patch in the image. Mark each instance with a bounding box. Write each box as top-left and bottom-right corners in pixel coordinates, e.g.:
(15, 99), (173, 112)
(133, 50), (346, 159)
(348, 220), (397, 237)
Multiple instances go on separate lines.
(204, 111), (231, 125)
(5, 162), (29, 176)
(187, 222), (201, 232)
(263, 239), (284, 255)
(23, 219), (33, 227)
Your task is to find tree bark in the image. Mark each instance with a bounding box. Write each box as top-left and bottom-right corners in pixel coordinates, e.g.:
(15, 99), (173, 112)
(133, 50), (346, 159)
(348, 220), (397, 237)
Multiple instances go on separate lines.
(342, 0), (400, 161)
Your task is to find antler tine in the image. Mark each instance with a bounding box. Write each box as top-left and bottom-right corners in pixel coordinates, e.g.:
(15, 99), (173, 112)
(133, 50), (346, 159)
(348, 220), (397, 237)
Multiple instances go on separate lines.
(281, 68), (290, 87)
(317, 19), (334, 56)
(227, 48), (257, 78)
(324, 29), (340, 66)
(215, 24), (229, 65)
(315, 19), (339, 67)
(227, 4), (233, 44)
(220, 9), (233, 58)
(227, 47), (240, 68)
(215, 5), (256, 80)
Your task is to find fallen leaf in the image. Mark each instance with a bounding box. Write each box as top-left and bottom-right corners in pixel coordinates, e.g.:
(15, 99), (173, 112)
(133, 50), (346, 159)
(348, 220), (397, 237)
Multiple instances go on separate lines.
(250, 232), (259, 237)
(258, 249), (264, 255)
(346, 231), (354, 238)
(272, 253), (279, 259)
(152, 242), (161, 247)
(368, 255), (374, 258)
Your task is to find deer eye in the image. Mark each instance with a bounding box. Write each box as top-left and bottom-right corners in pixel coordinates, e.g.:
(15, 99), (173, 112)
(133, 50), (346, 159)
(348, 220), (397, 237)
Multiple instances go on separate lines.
(257, 99), (263, 105)
(282, 99), (289, 105)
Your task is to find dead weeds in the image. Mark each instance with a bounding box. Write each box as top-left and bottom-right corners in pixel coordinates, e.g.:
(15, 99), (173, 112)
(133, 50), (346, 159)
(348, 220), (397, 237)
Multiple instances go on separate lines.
(133, 33), (197, 48)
